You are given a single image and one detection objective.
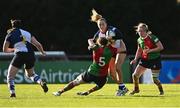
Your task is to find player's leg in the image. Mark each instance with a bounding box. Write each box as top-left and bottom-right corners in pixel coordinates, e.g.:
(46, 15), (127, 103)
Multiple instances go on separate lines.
(115, 53), (129, 96)
(77, 75), (107, 96)
(53, 72), (86, 96)
(108, 58), (118, 82)
(25, 68), (48, 93)
(7, 54), (23, 97)
(7, 65), (19, 97)
(151, 57), (164, 95)
(152, 69), (164, 95)
(25, 53), (48, 93)
(130, 64), (146, 95)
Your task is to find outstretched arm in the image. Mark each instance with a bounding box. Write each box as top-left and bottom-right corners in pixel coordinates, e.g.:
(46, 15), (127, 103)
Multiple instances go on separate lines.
(31, 36), (46, 56)
(130, 44), (142, 64)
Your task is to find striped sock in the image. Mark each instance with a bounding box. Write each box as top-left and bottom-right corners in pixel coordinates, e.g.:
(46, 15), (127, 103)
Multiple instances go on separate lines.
(30, 74), (41, 84)
(119, 83), (125, 90)
(7, 79), (15, 94)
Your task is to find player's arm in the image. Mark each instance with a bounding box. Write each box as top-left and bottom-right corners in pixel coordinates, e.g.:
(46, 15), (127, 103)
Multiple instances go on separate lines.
(31, 36), (46, 56)
(92, 31), (99, 43)
(145, 41), (164, 54)
(130, 44), (143, 64)
(144, 35), (164, 54)
(3, 41), (14, 53)
(3, 35), (15, 53)
(88, 38), (97, 50)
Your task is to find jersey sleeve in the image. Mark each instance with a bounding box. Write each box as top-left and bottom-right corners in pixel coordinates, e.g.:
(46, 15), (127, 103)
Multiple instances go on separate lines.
(111, 28), (123, 41)
(93, 31), (100, 43)
(5, 33), (12, 43)
(150, 35), (159, 43)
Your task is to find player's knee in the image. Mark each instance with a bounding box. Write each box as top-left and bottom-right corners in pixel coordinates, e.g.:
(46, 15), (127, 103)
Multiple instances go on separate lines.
(72, 79), (81, 86)
(132, 73), (139, 80)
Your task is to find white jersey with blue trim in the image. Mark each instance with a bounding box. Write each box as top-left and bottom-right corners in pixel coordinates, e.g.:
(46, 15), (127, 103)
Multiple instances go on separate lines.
(93, 26), (123, 48)
(5, 28), (34, 53)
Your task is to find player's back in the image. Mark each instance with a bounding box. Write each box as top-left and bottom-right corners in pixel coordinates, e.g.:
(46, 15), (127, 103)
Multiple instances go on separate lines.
(6, 28), (34, 53)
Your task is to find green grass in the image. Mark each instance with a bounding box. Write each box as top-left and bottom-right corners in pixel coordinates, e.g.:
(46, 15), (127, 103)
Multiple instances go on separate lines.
(0, 84), (180, 107)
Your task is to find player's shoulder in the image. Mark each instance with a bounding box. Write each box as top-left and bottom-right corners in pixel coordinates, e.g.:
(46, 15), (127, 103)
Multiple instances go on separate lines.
(108, 26), (117, 31)
(149, 34), (159, 43)
(6, 28), (20, 37)
(149, 34), (158, 39)
(137, 37), (141, 41)
(19, 29), (30, 34)
(19, 29), (31, 36)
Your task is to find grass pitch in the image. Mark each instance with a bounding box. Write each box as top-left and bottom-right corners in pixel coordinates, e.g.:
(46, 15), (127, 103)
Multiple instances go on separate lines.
(0, 84), (180, 107)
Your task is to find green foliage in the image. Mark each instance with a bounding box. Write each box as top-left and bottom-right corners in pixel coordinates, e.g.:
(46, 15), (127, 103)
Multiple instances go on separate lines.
(0, 84), (180, 107)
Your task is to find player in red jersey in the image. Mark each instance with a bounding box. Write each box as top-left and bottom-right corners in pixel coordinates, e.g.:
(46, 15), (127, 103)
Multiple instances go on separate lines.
(90, 9), (128, 96)
(53, 37), (117, 96)
(130, 23), (164, 95)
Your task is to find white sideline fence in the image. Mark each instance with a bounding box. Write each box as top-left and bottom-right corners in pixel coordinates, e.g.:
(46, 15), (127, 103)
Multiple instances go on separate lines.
(0, 51), (68, 61)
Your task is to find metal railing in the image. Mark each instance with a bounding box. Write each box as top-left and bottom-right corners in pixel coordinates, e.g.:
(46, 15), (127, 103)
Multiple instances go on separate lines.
(0, 51), (68, 61)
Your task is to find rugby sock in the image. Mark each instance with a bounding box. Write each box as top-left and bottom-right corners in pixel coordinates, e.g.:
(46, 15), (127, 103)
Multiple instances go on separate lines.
(30, 74), (41, 84)
(7, 79), (15, 94)
(119, 83), (125, 90)
(154, 79), (164, 93)
(61, 81), (75, 93)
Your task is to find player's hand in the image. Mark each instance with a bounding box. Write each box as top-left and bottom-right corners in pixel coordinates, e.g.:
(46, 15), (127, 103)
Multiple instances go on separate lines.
(143, 47), (151, 54)
(41, 52), (46, 56)
(130, 59), (137, 65)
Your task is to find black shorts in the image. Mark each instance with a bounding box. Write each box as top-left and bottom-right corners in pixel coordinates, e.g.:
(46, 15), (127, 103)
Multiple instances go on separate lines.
(82, 72), (107, 88)
(11, 52), (36, 69)
(139, 57), (162, 70)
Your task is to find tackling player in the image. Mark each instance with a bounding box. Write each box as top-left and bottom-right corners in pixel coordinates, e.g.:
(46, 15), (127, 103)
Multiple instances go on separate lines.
(53, 37), (117, 96)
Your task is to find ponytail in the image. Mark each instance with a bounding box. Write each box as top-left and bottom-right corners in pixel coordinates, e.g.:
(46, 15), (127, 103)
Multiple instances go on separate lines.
(91, 9), (103, 23)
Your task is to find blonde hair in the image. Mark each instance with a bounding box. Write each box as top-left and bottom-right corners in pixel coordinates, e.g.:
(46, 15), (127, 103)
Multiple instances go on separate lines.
(91, 9), (104, 23)
(135, 23), (152, 35)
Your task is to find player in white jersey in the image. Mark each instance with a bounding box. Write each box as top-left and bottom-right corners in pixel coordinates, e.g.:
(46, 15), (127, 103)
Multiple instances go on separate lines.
(3, 19), (48, 97)
(90, 9), (128, 96)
